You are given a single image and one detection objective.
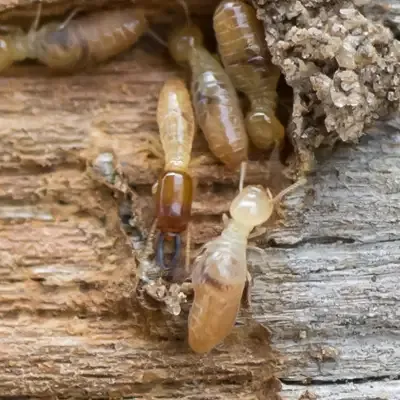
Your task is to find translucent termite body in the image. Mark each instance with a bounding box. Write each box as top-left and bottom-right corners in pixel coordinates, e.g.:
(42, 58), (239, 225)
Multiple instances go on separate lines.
(213, 0), (284, 151)
(168, 20), (248, 190)
(153, 78), (196, 271)
(188, 178), (306, 353)
(0, 7), (148, 72)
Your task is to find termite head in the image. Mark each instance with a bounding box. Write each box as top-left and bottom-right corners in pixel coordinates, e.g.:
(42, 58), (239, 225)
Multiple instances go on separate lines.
(229, 186), (273, 228)
(0, 37), (15, 71)
(230, 179), (307, 229)
(245, 111), (285, 151)
(168, 23), (203, 64)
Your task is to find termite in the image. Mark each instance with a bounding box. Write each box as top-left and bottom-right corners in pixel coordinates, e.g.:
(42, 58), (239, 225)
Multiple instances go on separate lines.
(167, 2), (249, 191)
(0, 4), (149, 72)
(143, 77), (196, 274)
(188, 178), (306, 353)
(213, 0), (285, 151)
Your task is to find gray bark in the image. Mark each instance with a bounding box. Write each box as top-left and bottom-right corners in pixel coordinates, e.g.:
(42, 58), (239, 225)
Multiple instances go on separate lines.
(253, 117), (400, 399)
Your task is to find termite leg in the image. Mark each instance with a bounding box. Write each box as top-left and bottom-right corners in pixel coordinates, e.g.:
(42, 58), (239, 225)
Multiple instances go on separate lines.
(135, 133), (164, 160)
(189, 153), (218, 168)
(58, 7), (83, 30)
(248, 226), (267, 240)
(184, 223), (192, 275)
(246, 245), (267, 265)
(156, 232), (182, 270)
(222, 213), (230, 228)
(136, 218), (158, 281)
(239, 161), (247, 192)
(151, 181), (158, 195)
(241, 270), (253, 311)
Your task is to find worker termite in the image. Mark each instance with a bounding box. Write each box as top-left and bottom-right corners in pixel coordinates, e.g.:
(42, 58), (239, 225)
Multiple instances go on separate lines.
(213, 0), (285, 151)
(188, 177), (306, 353)
(167, 2), (249, 191)
(140, 77), (196, 276)
(0, 4), (149, 72)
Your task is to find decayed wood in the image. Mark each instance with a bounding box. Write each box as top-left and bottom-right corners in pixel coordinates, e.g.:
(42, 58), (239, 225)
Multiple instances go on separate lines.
(0, 49), (278, 245)
(1, 0), (400, 397)
(0, 318), (278, 398)
(0, 38), (281, 397)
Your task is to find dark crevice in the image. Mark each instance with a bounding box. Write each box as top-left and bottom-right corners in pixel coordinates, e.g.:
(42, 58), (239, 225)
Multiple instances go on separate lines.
(267, 236), (400, 249)
(267, 236), (356, 248)
(281, 373), (400, 386)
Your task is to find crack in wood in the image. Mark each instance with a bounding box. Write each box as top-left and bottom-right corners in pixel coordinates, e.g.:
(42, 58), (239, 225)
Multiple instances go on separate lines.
(282, 373), (400, 386)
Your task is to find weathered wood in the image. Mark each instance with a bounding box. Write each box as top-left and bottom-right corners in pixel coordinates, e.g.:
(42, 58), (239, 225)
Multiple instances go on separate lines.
(0, 32), (280, 397)
(1, 0), (400, 398)
(0, 49), (278, 245)
(255, 117), (400, 399)
(283, 380), (400, 400)
(0, 317), (278, 399)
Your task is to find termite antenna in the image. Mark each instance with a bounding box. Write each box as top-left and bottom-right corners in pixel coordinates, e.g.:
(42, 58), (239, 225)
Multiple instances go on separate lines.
(147, 29), (168, 48)
(175, 0), (192, 26)
(239, 161), (247, 192)
(29, 0), (42, 34)
(58, 7), (83, 31)
(272, 177), (307, 203)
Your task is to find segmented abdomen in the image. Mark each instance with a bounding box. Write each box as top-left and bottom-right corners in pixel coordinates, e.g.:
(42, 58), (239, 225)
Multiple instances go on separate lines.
(188, 232), (247, 353)
(35, 8), (148, 70)
(157, 78), (195, 171)
(213, 0), (279, 109)
(189, 47), (248, 169)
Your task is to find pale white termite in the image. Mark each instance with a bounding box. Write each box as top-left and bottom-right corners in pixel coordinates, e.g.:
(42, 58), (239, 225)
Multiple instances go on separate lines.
(188, 178), (306, 353)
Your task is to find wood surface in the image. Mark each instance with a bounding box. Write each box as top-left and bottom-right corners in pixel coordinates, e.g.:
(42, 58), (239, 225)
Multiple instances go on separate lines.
(0, 0), (400, 399)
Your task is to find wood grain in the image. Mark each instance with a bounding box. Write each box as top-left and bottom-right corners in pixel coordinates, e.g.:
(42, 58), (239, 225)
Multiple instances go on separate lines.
(0, 0), (399, 397)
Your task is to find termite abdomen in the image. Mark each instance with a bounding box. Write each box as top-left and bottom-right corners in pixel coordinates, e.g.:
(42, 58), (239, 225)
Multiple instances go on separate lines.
(157, 78), (196, 171)
(35, 8), (148, 71)
(213, 0), (284, 151)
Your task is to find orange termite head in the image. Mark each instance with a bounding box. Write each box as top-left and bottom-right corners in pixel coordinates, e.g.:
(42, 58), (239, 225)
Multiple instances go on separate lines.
(229, 185), (274, 228)
(167, 23), (203, 64)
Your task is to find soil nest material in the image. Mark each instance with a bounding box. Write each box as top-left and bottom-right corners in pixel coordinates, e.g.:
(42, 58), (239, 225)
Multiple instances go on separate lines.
(255, 0), (400, 175)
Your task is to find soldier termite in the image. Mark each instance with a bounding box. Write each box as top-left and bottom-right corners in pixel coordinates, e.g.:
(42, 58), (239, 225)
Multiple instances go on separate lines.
(0, 4), (149, 72)
(188, 178), (306, 353)
(213, 0), (285, 152)
(167, 1), (249, 191)
(140, 78), (196, 277)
